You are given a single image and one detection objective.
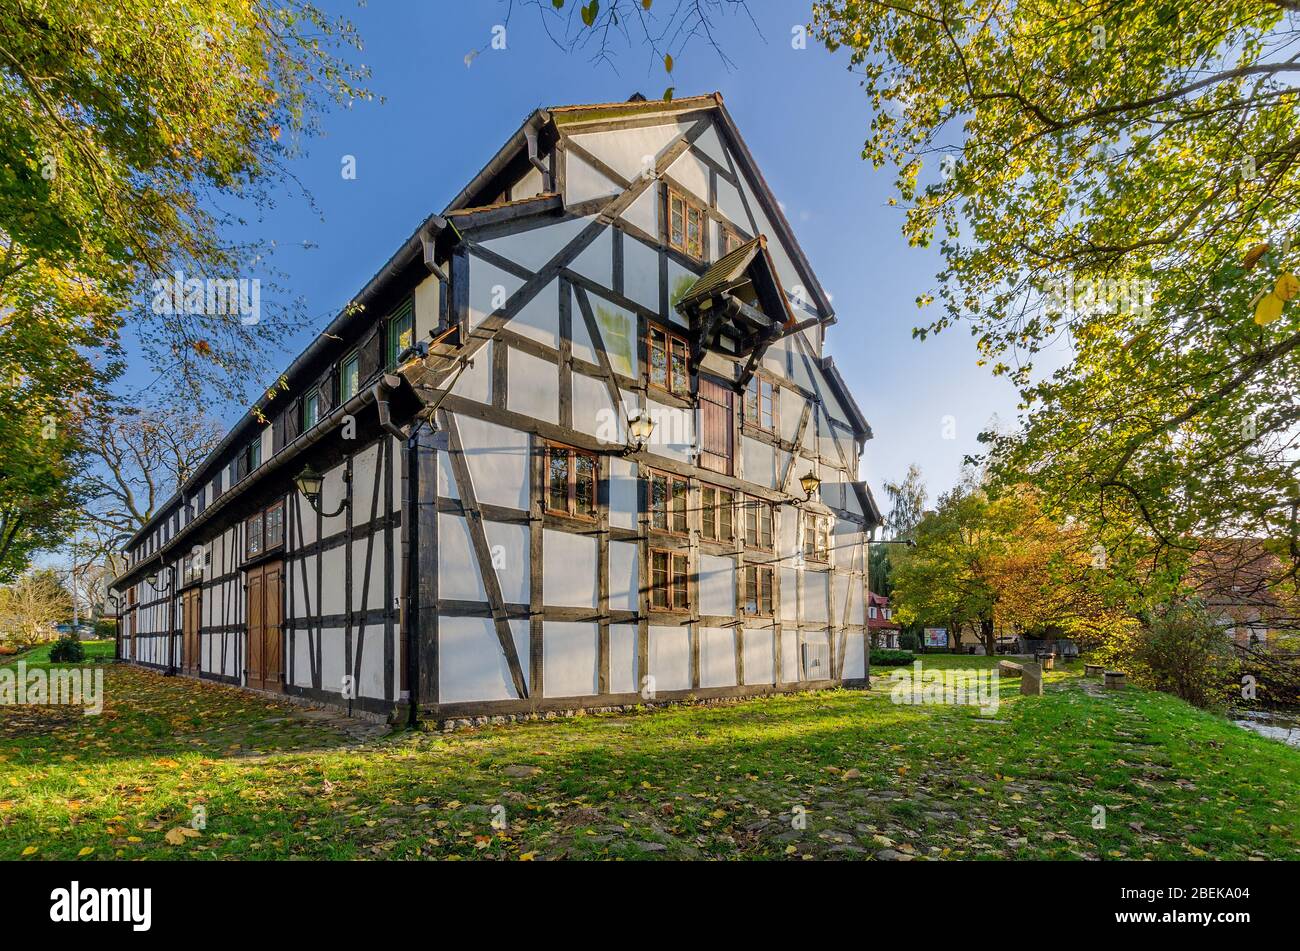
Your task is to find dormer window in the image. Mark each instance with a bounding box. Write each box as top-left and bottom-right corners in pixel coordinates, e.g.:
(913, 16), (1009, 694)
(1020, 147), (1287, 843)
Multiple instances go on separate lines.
(341, 352), (360, 401)
(388, 302), (414, 367)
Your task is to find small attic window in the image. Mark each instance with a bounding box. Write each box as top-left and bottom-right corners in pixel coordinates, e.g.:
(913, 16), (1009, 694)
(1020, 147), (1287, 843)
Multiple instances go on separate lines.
(667, 186), (705, 259)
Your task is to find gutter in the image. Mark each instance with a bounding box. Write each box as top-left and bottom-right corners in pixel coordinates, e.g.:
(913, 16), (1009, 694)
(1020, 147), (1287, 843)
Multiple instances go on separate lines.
(112, 378), (400, 593)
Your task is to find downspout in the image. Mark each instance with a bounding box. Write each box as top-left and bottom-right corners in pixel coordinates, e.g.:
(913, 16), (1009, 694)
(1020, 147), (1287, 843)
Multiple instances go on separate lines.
(524, 122), (554, 192)
(371, 378), (421, 728)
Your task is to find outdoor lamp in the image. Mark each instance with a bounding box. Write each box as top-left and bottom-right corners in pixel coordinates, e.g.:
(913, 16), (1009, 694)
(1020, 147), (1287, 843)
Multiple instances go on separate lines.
(799, 470), (822, 501)
(295, 463), (348, 517)
(625, 414), (655, 455)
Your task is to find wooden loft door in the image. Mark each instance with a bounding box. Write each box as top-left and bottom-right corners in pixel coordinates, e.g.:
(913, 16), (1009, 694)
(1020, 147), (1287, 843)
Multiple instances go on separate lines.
(181, 588), (202, 676)
(698, 376), (734, 475)
(245, 561), (284, 692)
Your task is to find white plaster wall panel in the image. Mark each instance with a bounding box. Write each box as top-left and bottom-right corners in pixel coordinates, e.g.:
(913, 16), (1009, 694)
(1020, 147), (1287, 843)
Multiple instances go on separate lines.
(484, 520), (530, 604)
(667, 150), (711, 206)
(666, 258), (697, 325)
(571, 226), (613, 289)
(804, 570), (829, 623)
(743, 436), (776, 489)
(762, 335), (794, 378)
(831, 520), (860, 568)
(319, 627), (346, 695)
(743, 626), (776, 685)
(647, 397), (694, 462)
(294, 496), (319, 546)
(349, 538), (385, 610)
(352, 444), (380, 524)
(509, 281), (560, 349)
(699, 554), (735, 616)
(779, 392), (807, 443)
(455, 415), (530, 510)
(715, 174), (748, 228)
(320, 545), (346, 616)
(482, 216), (587, 274)
(565, 151), (621, 204)
(608, 457), (638, 529)
(570, 122), (688, 181)
(507, 347), (559, 425)
(842, 632), (866, 680)
(321, 462), (348, 538)
(260, 425), (273, 464)
(622, 185), (658, 235)
(414, 272), (440, 342)
(736, 175), (814, 318)
(439, 513), (487, 602)
(439, 616), (517, 703)
(510, 620), (530, 693)
(516, 164), (545, 199)
(291, 553), (318, 619)
(779, 508), (799, 560)
(700, 627), (737, 688)
(803, 630), (832, 679)
(358, 631), (386, 698)
(608, 541), (639, 612)
(543, 529), (598, 608)
(695, 124), (728, 167)
(649, 624), (691, 693)
(437, 452), (459, 500)
(780, 567), (799, 621)
(610, 623), (638, 694)
(293, 633), (314, 687)
(452, 344), (491, 404)
(570, 371), (617, 441)
(831, 573), (849, 626)
(543, 622), (599, 698)
(584, 295), (638, 378)
(468, 256), (525, 334)
(844, 486), (864, 519)
(622, 237), (660, 312)
(848, 582), (865, 626)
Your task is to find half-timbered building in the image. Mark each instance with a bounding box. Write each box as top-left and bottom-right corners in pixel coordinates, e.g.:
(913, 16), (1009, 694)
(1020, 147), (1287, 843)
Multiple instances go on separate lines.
(111, 93), (883, 723)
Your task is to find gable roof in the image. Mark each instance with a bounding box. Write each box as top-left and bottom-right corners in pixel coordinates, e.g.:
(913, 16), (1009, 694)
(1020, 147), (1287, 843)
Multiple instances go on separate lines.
(448, 92), (836, 321)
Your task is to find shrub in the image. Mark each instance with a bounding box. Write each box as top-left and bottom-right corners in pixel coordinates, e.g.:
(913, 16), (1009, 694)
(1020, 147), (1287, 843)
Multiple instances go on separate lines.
(870, 649), (916, 666)
(899, 630), (920, 651)
(94, 617), (117, 639)
(48, 636), (85, 664)
(1092, 601), (1239, 709)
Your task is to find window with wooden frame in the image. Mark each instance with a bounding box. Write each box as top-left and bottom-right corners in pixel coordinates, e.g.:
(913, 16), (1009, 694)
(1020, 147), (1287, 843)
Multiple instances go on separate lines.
(720, 222), (746, 257)
(649, 548), (690, 611)
(545, 443), (599, 520)
(744, 376), (778, 433)
(303, 388), (320, 430)
(700, 484), (735, 543)
(742, 564), (774, 616)
(743, 496), (774, 550)
(340, 351), (360, 401)
(803, 511), (830, 562)
(245, 500), (285, 560)
(646, 324), (691, 398)
(666, 186), (705, 259)
(648, 470), (689, 534)
(387, 302), (414, 368)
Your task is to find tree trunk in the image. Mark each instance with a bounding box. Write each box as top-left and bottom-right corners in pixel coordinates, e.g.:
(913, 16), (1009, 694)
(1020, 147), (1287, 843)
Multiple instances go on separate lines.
(980, 617), (996, 656)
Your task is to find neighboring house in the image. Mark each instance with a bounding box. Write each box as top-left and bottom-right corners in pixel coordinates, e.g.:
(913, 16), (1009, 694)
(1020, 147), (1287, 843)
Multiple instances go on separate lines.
(1188, 540), (1289, 652)
(867, 591), (899, 649)
(110, 93), (883, 722)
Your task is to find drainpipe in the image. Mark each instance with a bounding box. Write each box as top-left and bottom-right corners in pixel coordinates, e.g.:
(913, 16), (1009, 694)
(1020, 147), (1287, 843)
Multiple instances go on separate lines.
(524, 124), (554, 192)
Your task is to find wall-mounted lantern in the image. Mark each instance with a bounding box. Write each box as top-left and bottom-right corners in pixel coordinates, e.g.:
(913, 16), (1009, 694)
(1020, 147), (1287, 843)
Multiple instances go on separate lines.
(295, 463), (349, 517)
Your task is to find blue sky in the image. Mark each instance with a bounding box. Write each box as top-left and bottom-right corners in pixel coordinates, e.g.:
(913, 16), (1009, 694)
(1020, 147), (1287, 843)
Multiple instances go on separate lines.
(121, 0), (1025, 509)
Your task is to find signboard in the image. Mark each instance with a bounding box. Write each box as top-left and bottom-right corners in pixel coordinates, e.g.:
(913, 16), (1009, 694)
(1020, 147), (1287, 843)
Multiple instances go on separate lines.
(923, 628), (948, 649)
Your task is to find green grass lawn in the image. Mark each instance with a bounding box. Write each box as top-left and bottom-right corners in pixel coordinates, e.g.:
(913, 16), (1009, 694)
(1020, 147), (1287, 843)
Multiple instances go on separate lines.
(0, 654), (1296, 860)
(2, 639), (116, 667)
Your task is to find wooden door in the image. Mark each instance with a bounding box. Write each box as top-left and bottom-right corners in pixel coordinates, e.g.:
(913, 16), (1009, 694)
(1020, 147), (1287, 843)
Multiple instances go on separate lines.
(181, 588), (202, 675)
(698, 376), (734, 475)
(245, 561), (284, 692)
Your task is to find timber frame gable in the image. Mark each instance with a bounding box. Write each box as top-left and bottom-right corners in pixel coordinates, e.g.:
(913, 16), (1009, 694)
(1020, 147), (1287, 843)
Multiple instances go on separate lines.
(112, 92), (882, 725)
